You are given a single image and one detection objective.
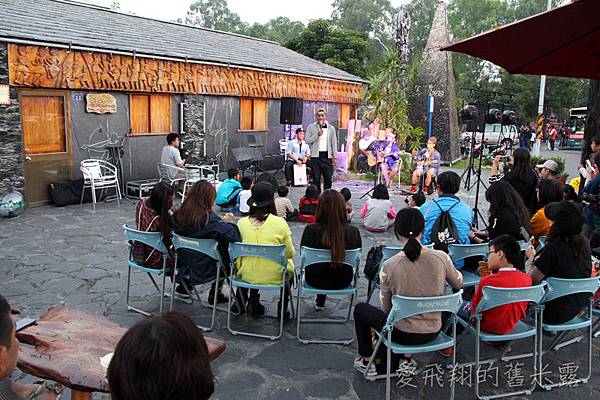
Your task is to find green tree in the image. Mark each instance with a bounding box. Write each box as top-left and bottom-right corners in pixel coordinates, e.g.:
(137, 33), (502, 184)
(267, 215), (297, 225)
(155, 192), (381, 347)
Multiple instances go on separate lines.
(183, 0), (248, 33)
(404, 0), (437, 59)
(287, 19), (369, 78)
(245, 17), (305, 45)
(331, 0), (395, 39)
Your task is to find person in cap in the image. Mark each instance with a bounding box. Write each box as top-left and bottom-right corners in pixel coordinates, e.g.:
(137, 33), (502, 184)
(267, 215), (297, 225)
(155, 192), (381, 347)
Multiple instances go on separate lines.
(236, 182), (295, 319)
(536, 160), (560, 181)
(525, 201), (591, 324)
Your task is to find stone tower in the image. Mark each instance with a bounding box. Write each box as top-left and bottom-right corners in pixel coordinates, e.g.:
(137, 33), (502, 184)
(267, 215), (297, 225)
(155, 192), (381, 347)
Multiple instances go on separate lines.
(409, 1), (459, 161)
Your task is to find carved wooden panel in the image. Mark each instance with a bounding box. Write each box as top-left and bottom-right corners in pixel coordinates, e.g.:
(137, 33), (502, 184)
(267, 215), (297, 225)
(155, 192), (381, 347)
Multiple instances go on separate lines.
(8, 44), (363, 104)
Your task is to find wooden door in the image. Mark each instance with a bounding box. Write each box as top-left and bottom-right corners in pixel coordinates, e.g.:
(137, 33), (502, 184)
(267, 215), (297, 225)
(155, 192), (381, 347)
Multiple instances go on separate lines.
(20, 90), (71, 207)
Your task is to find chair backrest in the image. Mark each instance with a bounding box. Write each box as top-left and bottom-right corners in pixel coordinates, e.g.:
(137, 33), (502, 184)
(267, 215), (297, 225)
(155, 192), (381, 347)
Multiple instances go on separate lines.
(81, 159), (102, 180)
(184, 165), (202, 180)
(229, 242), (287, 271)
(448, 243), (489, 265)
(475, 283), (547, 314)
(541, 276), (600, 304)
(157, 163), (183, 180)
(123, 224), (168, 254)
(172, 234), (221, 263)
(517, 237), (533, 252)
(279, 139), (289, 155)
(538, 236), (547, 248)
(386, 291), (463, 327)
(299, 247), (361, 272)
(381, 244), (435, 263)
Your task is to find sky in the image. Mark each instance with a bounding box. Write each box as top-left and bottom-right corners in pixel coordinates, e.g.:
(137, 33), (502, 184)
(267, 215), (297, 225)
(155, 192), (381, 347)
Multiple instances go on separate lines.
(88, 0), (411, 25)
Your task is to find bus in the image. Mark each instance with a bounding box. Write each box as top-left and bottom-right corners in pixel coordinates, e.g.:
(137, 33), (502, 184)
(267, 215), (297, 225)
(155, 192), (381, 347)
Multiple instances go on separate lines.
(567, 107), (586, 148)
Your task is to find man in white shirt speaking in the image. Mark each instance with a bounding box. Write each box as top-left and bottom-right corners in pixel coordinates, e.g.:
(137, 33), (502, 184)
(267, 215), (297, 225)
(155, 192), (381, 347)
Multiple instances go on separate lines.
(304, 108), (337, 190)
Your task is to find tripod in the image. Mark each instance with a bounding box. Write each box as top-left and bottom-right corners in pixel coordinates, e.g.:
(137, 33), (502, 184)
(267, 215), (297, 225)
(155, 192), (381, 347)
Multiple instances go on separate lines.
(361, 161), (383, 199)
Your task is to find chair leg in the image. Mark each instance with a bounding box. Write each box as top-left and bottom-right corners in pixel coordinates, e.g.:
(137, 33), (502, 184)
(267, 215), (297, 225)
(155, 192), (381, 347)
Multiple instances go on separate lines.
(159, 265), (166, 314)
(80, 184), (86, 205)
(91, 184), (97, 210)
(386, 330), (392, 400)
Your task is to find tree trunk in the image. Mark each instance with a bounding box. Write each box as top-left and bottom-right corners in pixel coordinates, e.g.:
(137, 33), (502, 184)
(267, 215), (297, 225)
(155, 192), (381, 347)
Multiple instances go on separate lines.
(581, 79), (600, 163)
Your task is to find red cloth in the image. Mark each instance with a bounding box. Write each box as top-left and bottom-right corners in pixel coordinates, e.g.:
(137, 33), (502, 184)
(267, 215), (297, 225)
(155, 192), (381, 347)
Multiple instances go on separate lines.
(471, 269), (532, 335)
(297, 196), (317, 223)
(551, 129), (557, 140)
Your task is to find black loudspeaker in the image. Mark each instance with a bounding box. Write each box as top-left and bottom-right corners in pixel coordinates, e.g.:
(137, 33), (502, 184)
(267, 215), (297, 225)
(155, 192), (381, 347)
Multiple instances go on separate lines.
(280, 97), (303, 125)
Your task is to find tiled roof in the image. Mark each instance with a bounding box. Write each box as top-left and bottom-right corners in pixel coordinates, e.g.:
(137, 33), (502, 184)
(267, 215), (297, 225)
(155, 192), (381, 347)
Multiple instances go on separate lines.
(0, 0), (365, 83)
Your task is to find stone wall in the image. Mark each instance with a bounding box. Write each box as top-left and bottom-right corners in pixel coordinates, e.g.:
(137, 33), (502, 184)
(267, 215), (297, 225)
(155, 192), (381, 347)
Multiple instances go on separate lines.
(0, 42), (24, 194)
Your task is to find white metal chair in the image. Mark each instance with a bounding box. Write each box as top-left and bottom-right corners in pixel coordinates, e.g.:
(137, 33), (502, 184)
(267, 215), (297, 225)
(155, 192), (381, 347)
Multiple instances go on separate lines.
(123, 224), (170, 316)
(80, 159), (121, 210)
(157, 163), (186, 185)
(296, 247), (362, 345)
(181, 165), (221, 200)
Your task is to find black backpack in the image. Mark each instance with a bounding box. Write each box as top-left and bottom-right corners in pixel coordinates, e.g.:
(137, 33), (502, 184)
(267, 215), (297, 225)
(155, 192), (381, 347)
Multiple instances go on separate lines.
(363, 245), (384, 281)
(429, 200), (460, 253)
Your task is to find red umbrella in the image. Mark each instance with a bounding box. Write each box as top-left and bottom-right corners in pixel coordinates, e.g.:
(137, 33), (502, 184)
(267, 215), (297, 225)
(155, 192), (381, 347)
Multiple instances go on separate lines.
(442, 0), (600, 80)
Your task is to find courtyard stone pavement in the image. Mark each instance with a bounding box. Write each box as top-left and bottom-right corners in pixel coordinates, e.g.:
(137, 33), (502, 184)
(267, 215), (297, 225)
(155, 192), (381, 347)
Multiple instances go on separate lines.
(1, 159), (599, 399)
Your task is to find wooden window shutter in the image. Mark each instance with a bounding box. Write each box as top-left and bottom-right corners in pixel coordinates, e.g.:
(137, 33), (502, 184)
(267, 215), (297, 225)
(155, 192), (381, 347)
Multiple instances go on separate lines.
(339, 104), (350, 129)
(240, 98), (253, 130)
(130, 94), (150, 134)
(21, 95), (66, 154)
(150, 95), (172, 133)
(253, 99), (268, 131)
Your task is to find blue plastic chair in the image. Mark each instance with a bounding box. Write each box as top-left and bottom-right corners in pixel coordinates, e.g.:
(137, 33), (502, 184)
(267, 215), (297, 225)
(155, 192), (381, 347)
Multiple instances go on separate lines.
(226, 242), (291, 340)
(123, 224), (170, 316)
(448, 243), (489, 288)
(364, 291), (463, 400)
(296, 247), (361, 345)
(538, 277), (600, 390)
(171, 234), (228, 332)
(366, 244), (435, 303)
(456, 283), (547, 399)
(593, 306), (600, 338)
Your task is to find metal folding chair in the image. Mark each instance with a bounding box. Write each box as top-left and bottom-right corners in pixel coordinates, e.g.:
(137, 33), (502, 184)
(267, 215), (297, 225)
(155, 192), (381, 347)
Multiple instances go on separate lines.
(227, 242), (292, 341)
(366, 244), (434, 303)
(296, 247), (361, 344)
(171, 234), (229, 332)
(365, 291), (463, 400)
(537, 276), (600, 390)
(157, 163), (186, 195)
(123, 224), (169, 316)
(456, 284), (546, 399)
(181, 165), (221, 200)
(448, 243), (489, 288)
(80, 159), (121, 210)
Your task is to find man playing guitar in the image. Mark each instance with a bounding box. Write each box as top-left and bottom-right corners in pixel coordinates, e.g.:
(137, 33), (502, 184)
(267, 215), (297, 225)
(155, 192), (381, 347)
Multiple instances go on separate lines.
(411, 136), (441, 194)
(380, 131), (402, 188)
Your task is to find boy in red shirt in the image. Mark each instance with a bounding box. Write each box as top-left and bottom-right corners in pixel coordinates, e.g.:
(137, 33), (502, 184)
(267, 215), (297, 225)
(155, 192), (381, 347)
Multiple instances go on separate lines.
(470, 234), (533, 334)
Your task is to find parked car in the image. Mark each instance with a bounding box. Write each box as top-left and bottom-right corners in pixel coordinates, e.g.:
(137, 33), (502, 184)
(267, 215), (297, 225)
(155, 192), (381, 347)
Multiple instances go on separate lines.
(461, 124), (518, 148)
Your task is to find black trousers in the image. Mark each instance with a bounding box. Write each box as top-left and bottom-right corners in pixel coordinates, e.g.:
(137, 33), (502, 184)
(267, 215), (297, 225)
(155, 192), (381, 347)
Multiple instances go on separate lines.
(311, 152), (333, 190)
(357, 154), (369, 173)
(550, 139), (556, 151)
(354, 303), (439, 359)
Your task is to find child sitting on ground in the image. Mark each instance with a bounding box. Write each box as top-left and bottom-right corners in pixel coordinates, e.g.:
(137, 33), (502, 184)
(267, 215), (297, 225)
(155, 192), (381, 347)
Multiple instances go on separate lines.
(360, 184), (396, 232)
(216, 168), (242, 211)
(297, 184), (320, 223)
(238, 176), (253, 216)
(405, 192), (426, 209)
(275, 185), (298, 221)
(340, 187), (355, 222)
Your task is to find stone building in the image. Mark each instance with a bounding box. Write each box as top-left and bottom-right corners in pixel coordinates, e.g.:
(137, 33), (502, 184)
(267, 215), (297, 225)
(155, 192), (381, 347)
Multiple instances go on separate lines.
(0, 0), (364, 206)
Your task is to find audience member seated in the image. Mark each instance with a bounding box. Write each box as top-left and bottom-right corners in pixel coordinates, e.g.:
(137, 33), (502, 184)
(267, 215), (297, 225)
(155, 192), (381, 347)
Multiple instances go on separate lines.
(353, 208), (463, 376)
(216, 168), (242, 210)
(133, 182), (174, 270)
(583, 152), (600, 243)
(297, 184), (320, 223)
(108, 311), (214, 400)
(360, 184), (396, 232)
(160, 133), (186, 179)
(300, 190), (362, 310)
(0, 294), (62, 400)
(172, 181), (240, 303)
(536, 160), (560, 182)
(465, 235), (533, 335)
(531, 179), (563, 246)
(405, 192), (425, 209)
(411, 136), (441, 194)
(238, 177), (253, 216)
(285, 128), (311, 186)
(236, 182), (295, 319)
(340, 187), (355, 222)
(490, 149), (539, 216)
(471, 181), (532, 244)
(525, 201), (592, 324)
(420, 171), (473, 248)
(274, 185), (297, 221)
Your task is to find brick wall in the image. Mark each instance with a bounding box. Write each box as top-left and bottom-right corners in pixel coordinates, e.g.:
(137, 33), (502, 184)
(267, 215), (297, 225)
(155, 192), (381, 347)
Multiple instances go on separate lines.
(0, 42), (24, 194)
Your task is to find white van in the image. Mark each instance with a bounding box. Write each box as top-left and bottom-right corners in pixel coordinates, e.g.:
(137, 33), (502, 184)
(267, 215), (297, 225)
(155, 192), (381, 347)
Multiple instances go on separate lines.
(461, 124), (518, 147)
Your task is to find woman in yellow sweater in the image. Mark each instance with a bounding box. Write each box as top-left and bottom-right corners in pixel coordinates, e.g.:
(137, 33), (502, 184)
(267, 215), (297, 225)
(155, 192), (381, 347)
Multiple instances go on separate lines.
(236, 182), (295, 318)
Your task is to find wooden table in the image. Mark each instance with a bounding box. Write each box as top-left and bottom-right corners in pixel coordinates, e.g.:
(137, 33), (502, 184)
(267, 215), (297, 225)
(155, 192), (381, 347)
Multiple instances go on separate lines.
(16, 304), (226, 400)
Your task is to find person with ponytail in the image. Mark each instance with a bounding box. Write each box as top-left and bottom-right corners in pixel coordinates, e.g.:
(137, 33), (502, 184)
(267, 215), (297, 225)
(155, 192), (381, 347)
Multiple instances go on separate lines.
(353, 208), (463, 377)
(300, 189), (362, 310)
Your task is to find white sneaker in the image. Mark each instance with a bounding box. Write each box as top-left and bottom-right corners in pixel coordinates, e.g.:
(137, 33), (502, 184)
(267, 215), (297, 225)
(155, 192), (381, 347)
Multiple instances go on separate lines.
(354, 356), (377, 378)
